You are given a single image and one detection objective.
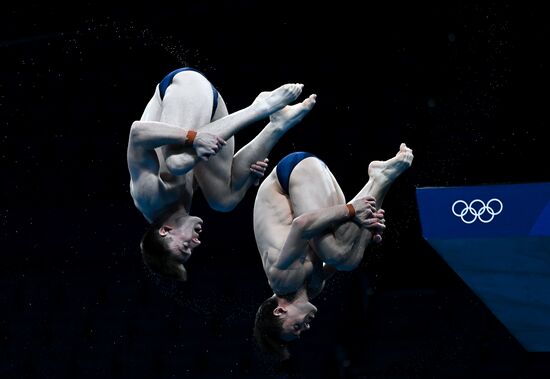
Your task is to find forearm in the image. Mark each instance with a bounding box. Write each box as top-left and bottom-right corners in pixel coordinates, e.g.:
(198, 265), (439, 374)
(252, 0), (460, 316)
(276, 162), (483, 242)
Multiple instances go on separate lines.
(130, 121), (190, 149)
(295, 204), (353, 239)
(130, 102), (265, 152)
(275, 206), (351, 270)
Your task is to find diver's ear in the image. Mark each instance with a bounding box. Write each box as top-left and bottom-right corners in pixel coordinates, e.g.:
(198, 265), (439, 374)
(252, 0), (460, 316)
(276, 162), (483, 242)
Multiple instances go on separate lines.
(273, 306), (287, 317)
(159, 225), (173, 236)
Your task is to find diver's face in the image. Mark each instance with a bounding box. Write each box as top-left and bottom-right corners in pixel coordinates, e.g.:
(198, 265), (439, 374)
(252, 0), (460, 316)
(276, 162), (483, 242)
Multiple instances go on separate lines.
(165, 216), (203, 262)
(278, 302), (317, 341)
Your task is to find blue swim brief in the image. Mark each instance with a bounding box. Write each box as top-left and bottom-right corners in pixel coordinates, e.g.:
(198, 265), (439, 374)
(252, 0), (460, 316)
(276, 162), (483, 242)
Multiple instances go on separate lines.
(276, 152), (317, 195)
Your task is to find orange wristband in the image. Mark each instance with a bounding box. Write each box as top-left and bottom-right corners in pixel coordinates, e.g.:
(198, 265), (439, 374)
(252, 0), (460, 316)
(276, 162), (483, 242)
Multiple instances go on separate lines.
(184, 130), (197, 147)
(346, 204), (355, 219)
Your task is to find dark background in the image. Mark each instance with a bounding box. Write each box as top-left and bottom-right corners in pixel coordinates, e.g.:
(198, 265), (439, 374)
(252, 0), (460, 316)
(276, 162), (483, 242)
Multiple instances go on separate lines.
(2, 1), (550, 378)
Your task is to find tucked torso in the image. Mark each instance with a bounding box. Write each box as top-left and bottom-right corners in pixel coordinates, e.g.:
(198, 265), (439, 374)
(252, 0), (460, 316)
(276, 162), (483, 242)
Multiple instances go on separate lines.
(253, 170), (323, 295)
(129, 88), (195, 222)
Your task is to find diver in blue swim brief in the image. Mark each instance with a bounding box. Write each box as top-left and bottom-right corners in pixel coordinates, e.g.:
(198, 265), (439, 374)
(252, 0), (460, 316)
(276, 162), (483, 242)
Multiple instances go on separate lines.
(127, 67), (318, 281)
(252, 144), (414, 358)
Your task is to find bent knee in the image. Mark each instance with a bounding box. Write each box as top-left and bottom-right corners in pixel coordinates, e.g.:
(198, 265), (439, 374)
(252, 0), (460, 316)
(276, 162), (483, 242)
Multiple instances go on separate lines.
(201, 189), (240, 212)
(323, 255), (359, 271)
(332, 253), (361, 271)
(333, 261), (359, 271)
(207, 197), (238, 213)
(323, 254), (349, 268)
(315, 241), (361, 271)
(165, 152), (196, 176)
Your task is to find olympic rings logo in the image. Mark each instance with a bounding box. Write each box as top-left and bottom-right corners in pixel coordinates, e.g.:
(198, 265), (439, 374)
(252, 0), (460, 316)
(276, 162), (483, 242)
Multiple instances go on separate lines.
(451, 198), (503, 224)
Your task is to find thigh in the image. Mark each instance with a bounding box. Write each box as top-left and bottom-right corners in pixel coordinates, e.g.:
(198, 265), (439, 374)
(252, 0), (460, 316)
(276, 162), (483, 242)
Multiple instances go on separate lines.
(193, 94), (238, 200)
(288, 157), (346, 216)
(290, 158), (365, 269)
(158, 70), (217, 168)
(161, 72), (237, 198)
(196, 93), (234, 175)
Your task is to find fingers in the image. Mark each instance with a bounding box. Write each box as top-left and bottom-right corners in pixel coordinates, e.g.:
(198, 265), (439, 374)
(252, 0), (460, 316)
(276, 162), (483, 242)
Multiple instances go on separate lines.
(210, 138), (226, 154)
(360, 197), (377, 210)
(250, 158), (269, 177)
(250, 166), (265, 176)
(372, 210), (385, 220)
(254, 159), (269, 169)
(213, 140), (225, 151)
(255, 158), (269, 166)
(199, 149), (216, 161)
(363, 219), (386, 230)
(362, 196), (376, 203)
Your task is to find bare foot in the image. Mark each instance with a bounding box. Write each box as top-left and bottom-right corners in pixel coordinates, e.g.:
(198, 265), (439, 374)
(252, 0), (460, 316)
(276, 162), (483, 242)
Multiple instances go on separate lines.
(368, 143), (414, 182)
(269, 94), (317, 131)
(253, 83), (304, 115)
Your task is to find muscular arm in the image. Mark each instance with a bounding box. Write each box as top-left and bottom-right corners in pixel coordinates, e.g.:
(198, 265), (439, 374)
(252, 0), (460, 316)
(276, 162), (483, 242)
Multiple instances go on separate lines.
(128, 120), (196, 177)
(129, 120), (227, 176)
(129, 121), (192, 150)
(312, 209), (385, 270)
(275, 197), (385, 271)
(273, 204), (352, 270)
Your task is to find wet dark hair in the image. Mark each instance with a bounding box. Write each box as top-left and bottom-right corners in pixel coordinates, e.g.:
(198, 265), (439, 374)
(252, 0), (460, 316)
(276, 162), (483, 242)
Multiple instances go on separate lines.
(253, 296), (289, 360)
(140, 222), (187, 281)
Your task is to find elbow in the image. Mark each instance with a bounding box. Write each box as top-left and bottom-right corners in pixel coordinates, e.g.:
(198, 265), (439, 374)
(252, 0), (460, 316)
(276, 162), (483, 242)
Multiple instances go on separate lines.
(333, 258), (360, 271)
(292, 215), (309, 229)
(201, 187), (242, 213)
(323, 254), (347, 268)
(330, 252), (360, 271)
(207, 197), (238, 213)
(129, 121), (146, 143)
(323, 255), (357, 271)
(291, 215), (312, 238)
(130, 121), (143, 133)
